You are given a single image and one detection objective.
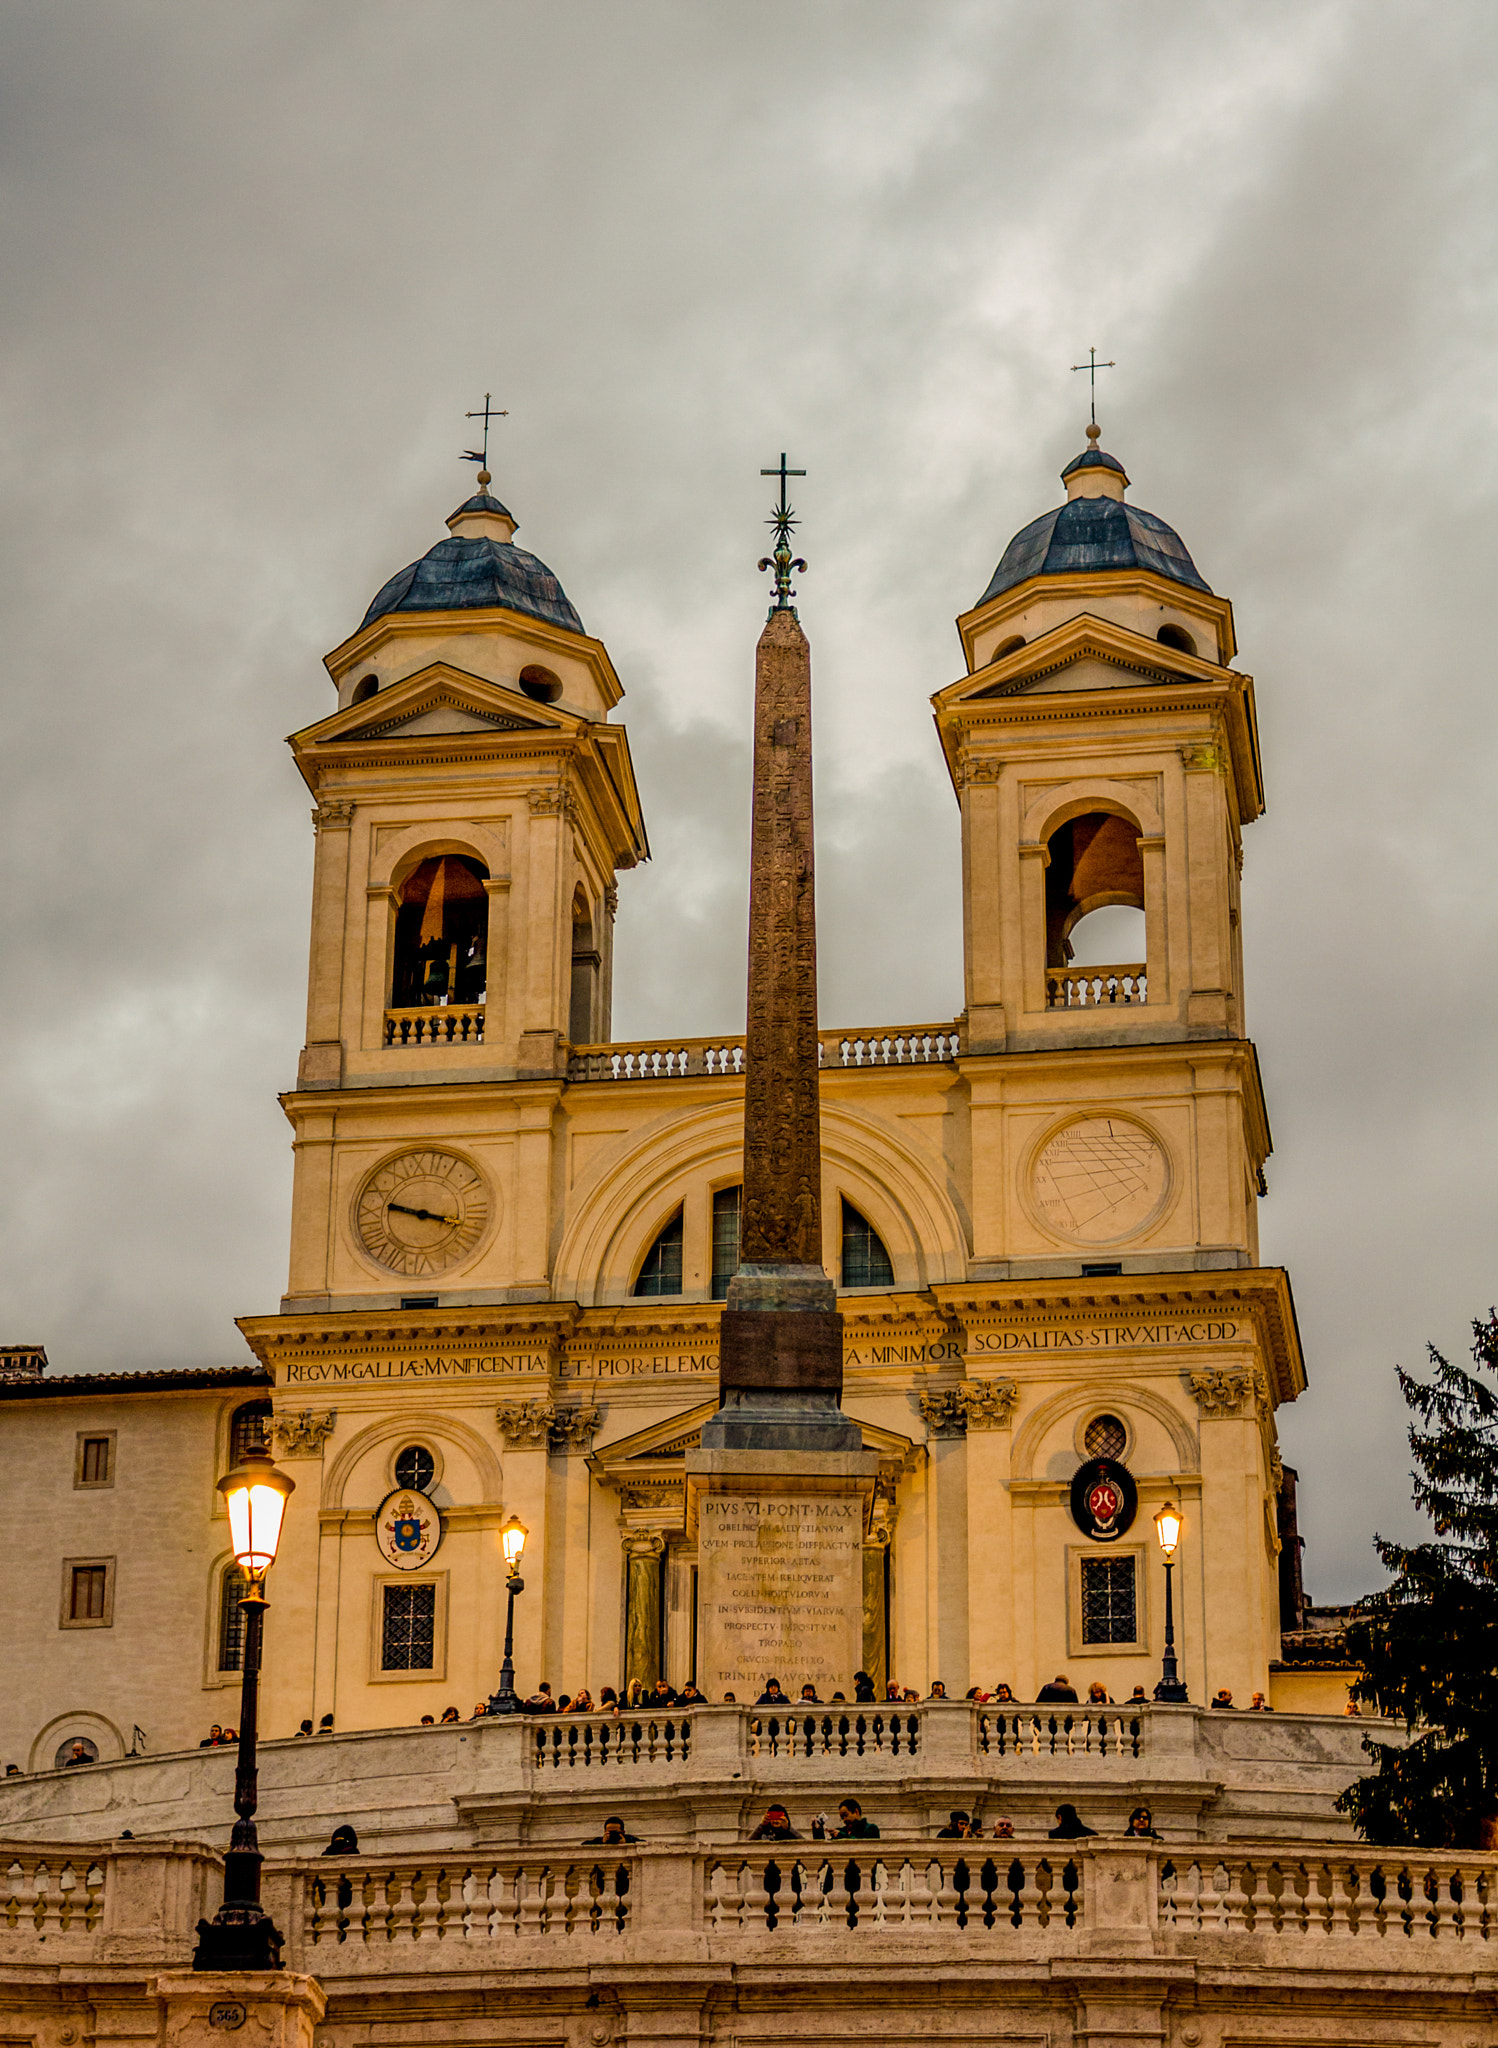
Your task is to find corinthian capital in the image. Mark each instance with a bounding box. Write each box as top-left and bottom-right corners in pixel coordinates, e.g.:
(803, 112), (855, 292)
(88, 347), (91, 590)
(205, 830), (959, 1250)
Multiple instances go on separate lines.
(270, 1409), (337, 1457)
(495, 1399), (558, 1446)
(956, 1378), (1019, 1430)
(1188, 1367), (1253, 1417)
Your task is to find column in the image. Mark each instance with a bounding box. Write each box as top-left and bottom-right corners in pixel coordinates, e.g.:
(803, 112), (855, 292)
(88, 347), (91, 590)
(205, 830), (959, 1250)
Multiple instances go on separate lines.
(299, 800), (353, 1086)
(623, 1532), (665, 1695)
(960, 1378), (1018, 1688)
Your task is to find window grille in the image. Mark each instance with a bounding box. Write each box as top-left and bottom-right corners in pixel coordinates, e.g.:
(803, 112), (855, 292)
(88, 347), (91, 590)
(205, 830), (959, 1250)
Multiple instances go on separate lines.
(69, 1566), (108, 1622)
(841, 1200), (894, 1288)
(80, 1437), (111, 1484)
(229, 1402), (272, 1464)
(1080, 1556), (1137, 1644)
(710, 1186), (741, 1301)
(633, 1210), (684, 1297)
(218, 1566), (252, 1671)
(382, 1582), (436, 1671)
(394, 1444), (436, 1493)
(1084, 1413), (1127, 1460)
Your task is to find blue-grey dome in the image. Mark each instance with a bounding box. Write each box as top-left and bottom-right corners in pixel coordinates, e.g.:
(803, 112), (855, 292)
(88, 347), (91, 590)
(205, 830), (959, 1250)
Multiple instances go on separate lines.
(362, 525), (585, 636)
(978, 492), (1211, 606)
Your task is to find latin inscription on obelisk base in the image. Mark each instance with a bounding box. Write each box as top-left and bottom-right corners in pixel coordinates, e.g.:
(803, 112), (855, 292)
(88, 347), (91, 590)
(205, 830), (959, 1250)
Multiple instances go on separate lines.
(695, 1485), (866, 1700)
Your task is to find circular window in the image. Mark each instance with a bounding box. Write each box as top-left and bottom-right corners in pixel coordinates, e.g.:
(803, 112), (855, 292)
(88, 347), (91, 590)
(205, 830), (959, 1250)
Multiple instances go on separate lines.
(1084, 1413), (1127, 1461)
(518, 664), (563, 704)
(394, 1445), (436, 1493)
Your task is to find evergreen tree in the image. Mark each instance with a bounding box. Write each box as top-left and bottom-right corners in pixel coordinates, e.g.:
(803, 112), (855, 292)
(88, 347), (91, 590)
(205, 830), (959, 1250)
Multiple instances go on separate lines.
(1338, 1310), (1498, 1848)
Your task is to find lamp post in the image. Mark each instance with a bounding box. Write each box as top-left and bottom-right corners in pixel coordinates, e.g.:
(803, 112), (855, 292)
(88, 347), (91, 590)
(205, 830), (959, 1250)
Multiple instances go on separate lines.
(486, 1517), (528, 1714)
(192, 1443), (296, 1971)
(1153, 1500), (1189, 1703)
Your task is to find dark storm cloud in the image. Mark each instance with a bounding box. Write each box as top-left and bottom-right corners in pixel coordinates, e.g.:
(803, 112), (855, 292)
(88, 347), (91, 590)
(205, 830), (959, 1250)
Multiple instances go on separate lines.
(1, 1), (1495, 1597)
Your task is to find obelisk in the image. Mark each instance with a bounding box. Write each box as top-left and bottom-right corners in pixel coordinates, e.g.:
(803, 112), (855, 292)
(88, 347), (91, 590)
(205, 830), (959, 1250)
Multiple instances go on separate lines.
(689, 459), (877, 1701)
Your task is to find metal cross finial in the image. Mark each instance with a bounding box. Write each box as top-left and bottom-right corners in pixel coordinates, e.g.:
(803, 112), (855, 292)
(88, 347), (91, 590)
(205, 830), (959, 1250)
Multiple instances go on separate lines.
(462, 392), (508, 483)
(758, 454), (807, 617)
(1070, 347), (1117, 427)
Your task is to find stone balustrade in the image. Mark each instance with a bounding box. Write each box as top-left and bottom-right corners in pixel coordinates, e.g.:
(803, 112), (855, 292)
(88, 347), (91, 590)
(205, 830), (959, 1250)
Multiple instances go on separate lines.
(567, 1026), (962, 1083)
(383, 1002), (486, 1045)
(1045, 964), (1147, 1009)
(0, 1706), (1400, 1862)
(7, 1837), (1492, 1976)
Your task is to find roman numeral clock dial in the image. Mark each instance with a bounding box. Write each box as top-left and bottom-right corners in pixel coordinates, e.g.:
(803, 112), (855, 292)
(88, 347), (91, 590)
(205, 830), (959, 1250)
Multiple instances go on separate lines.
(354, 1150), (491, 1277)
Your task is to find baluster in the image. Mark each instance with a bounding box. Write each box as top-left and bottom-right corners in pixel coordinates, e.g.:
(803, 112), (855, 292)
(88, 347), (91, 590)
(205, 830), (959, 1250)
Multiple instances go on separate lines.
(898, 1859), (929, 1924)
(1176, 1861), (1203, 1934)
(1304, 1860), (1332, 1938)
(1248, 1859), (1277, 1934)
(366, 1869), (394, 1944)
(867, 1858), (891, 1929)
(519, 1865), (550, 1938)
(1326, 1859), (1356, 1939)
(704, 1860), (733, 1932)
(744, 1858), (773, 1932)
(1428, 1862), (1459, 1941)
(929, 1856), (959, 1927)
(1158, 1859), (1179, 1930)
(1018, 1859), (1046, 1929)
(1222, 1860), (1252, 1933)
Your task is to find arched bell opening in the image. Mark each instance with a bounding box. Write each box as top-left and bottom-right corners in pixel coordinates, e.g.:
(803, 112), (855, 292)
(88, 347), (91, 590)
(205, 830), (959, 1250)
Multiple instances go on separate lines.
(391, 855), (489, 1008)
(1044, 812), (1145, 970)
(569, 886), (601, 1044)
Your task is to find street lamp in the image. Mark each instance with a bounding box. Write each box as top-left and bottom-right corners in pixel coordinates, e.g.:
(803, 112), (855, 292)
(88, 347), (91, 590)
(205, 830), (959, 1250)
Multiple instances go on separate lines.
(192, 1444), (296, 1971)
(486, 1517), (528, 1715)
(1153, 1500), (1189, 1704)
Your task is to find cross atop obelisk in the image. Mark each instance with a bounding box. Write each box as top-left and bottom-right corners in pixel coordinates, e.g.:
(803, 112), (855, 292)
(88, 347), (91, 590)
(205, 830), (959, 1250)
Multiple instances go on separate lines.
(700, 460), (858, 1452)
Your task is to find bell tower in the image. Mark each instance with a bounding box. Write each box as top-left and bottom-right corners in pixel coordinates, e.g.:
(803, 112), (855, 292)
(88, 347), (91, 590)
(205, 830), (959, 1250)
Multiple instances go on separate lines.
(935, 426), (1268, 1279)
(281, 472), (647, 1312)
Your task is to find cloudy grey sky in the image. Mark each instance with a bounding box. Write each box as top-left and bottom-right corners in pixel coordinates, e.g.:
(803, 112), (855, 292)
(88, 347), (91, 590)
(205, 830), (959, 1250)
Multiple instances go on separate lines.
(2, 1), (1495, 1597)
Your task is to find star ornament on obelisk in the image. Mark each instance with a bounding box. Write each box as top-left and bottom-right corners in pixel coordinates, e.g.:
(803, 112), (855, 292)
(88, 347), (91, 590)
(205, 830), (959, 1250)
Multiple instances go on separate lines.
(700, 458), (860, 1453)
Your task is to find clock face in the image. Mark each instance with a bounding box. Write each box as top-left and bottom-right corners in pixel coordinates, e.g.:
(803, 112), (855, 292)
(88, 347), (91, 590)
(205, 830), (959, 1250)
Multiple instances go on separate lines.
(354, 1150), (490, 1276)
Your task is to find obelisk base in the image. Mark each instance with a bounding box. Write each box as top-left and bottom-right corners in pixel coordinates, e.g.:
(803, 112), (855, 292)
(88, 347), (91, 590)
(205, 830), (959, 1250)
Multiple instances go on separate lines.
(686, 1446), (879, 1703)
(703, 1263), (859, 1451)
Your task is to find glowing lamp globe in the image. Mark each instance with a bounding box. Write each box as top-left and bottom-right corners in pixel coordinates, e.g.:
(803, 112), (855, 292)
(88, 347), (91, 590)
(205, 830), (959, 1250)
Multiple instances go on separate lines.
(501, 1517), (528, 1571)
(1154, 1501), (1182, 1560)
(219, 1445), (296, 1575)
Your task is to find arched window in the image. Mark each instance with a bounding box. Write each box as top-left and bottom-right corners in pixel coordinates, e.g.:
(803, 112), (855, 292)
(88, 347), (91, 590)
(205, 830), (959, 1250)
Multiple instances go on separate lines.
(1156, 623), (1197, 657)
(994, 634), (1026, 659)
(218, 1563), (252, 1672)
(569, 889), (600, 1044)
(54, 1736), (99, 1769)
(710, 1186), (742, 1301)
(229, 1401), (271, 1465)
(1043, 812), (1145, 970)
(841, 1200), (894, 1288)
(351, 673), (379, 704)
(391, 856), (489, 1009)
(634, 1210), (683, 1297)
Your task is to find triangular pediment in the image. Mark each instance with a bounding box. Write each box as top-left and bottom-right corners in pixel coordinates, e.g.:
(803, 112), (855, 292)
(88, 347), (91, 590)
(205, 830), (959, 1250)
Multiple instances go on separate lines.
(589, 1400), (916, 1473)
(292, 661), (576, 752)
(939, 613), (1218, 714)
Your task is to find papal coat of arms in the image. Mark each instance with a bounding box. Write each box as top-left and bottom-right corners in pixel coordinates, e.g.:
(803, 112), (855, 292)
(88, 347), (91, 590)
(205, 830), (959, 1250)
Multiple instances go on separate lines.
(375, 1487), (442, 1569)
(1068, 1456), (1138, 1543)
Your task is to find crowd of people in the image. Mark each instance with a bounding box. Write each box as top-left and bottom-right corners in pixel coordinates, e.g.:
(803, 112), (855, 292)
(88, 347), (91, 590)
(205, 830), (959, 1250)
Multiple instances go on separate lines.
(445, 1670), (1276, 1714)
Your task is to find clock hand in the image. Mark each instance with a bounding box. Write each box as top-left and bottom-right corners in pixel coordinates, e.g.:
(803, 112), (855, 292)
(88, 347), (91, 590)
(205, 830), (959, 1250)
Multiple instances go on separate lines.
(387, 1201), (458, 1225)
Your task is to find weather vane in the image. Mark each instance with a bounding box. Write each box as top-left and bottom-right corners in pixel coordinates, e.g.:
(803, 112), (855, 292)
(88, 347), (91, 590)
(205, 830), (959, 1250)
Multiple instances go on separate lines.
(758, 453), (807, 617)
(462, 393), (508, 485)
(1070, 347), (1116, 427)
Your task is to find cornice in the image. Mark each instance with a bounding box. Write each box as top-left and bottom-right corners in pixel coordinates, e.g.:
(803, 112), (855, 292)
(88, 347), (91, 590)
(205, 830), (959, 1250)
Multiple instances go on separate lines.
(955, 570), (1238, 669)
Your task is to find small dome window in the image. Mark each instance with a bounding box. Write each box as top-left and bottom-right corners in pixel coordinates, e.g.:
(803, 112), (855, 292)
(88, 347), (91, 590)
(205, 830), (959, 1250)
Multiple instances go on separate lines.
(394, 1445), (436, 1493)
(351, 674), (379, 704)
(994, 634), (1026, 660)
(518, 664), (562, 704)
(1156, 624), (1197, 657)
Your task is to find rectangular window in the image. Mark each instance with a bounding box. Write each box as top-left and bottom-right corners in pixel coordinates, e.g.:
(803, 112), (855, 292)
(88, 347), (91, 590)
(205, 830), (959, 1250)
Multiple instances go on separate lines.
(60, 1557), (114, 1627)
(74, 1431), (116, 1488)
(710, 1186), (742, 1301)
(381, 1582), (436, 1671)
(1080, 1556), (1137, 1645)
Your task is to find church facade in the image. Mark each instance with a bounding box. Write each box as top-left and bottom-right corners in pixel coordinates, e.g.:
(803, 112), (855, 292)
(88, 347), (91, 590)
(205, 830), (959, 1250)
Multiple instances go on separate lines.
(5, 431), (1319, 1772)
